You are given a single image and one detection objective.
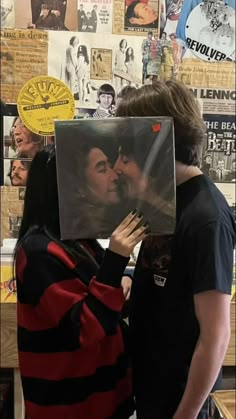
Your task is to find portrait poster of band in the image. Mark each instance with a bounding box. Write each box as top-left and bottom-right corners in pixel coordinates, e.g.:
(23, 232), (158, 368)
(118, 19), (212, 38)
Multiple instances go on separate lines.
(54, 117), (176, 239)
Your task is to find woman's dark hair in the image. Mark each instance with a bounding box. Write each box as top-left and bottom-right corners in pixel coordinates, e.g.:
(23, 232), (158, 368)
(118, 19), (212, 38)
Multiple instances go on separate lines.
(77, 44), (89, 65)
(126, 1), (139, 21)
(17, 145), (60, 240)
(125, 47), (134, 62)
(97, 83), (115, 105)
(15, 144), (102, 273)
(116, 80), (206, 166)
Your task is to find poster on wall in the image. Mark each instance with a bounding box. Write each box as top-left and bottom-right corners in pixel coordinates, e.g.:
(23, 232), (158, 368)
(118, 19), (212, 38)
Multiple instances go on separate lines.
(185, 2), (235, 62)
(90, 48), (113, 80)
(48, 31), (144, 108)
(177, 59), (236, 90)
(3, 159), (31, 187)
(0, 29), (48, 104)
(17, 76), (75, 135)
(78, 0), (112, 33)
(54, 117), (176, 239)
(140, 30), (182, 83)
(2, 116), (51, 159)
(189, 88), (236, 115)
(14, 0), (78, 31)
(200, 114), (236, 182)
(160, 0), (184, 36)
(0, 186), (24, 245)
(113, 0), (159, 36)
(1, 0), (15, 28)
(0, 265), (17, 303)
(176, 0), (236, 44)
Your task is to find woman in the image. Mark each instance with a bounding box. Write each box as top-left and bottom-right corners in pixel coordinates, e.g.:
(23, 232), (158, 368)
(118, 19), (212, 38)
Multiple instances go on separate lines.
(125, 47), (136, 78)
(14, 144), (148, 419)
(114, 39), (127, 90)
(10, 117), (44, 158)
(65, 36), (80, 99)
(76, 44), (90, 103)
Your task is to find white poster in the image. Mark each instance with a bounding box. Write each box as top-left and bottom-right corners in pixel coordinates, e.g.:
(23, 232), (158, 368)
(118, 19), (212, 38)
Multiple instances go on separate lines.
(48, 31), (144, 108)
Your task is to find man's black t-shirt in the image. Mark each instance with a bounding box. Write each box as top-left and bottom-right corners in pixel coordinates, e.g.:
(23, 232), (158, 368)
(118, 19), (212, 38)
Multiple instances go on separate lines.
(129, 175), (236, 419)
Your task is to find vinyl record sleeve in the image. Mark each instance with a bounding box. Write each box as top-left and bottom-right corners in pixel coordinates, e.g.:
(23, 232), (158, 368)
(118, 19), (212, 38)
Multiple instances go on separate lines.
(55, 117), (176, 239)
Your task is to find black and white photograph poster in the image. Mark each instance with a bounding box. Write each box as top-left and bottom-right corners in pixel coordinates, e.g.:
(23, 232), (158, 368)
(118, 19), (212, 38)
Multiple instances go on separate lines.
(54, 117), (176, 239)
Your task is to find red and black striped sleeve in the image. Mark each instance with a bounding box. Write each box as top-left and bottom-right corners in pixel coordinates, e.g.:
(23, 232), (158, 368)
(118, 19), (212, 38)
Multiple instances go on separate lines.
(16, 239), (129, 348)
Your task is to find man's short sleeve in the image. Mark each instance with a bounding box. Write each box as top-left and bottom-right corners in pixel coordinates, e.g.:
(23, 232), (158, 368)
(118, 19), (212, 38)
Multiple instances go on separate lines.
(189, 220), (234, 295)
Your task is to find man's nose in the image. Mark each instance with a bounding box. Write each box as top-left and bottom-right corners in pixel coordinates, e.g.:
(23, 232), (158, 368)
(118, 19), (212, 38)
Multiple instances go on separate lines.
(109, 167), (119, 181)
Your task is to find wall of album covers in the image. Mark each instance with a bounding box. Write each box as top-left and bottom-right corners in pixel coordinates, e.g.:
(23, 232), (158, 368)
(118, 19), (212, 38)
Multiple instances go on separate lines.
(0, 0), (235, 244)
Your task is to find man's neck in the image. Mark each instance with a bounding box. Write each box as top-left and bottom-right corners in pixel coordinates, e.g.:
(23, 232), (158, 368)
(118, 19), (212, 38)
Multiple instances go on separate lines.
(175, 161), (202, 186)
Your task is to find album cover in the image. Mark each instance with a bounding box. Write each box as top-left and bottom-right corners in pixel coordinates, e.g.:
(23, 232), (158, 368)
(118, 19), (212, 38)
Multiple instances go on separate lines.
(55, 117), (176, 239)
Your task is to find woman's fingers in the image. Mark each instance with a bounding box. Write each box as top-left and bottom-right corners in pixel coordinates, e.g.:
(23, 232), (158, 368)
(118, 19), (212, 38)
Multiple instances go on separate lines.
(129, 224), (150, 245)
(113, 209), (139, 233)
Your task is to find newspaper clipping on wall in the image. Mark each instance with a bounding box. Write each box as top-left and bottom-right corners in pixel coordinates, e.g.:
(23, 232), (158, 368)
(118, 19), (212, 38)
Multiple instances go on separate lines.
(1, 0), (15, 28)
(177, 59), (236, 90)
(0, 29), (48, 103)
(14, 0), (78, 31)
(113, 0), (159, 36)
(200, 114), (236, 183)
(0, 186), (25, 245)
(54, 117), (176, 239)
(78, 0), (112, 33)
(90, 48), (113, 80)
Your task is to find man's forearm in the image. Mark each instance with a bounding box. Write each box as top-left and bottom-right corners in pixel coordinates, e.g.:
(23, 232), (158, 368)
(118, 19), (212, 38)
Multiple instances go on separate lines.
(173, 336), (229, 419)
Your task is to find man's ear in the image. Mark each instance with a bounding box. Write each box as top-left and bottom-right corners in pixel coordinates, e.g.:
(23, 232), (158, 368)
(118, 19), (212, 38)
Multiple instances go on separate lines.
(129, 17), (144, 24)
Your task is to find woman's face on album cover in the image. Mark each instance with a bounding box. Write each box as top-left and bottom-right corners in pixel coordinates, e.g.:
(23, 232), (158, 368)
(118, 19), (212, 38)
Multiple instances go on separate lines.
(114, 148), (149, 198)
(85, 147), (120, 204)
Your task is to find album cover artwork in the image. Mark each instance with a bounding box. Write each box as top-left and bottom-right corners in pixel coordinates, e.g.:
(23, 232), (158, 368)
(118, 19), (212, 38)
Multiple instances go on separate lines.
(55, 117), (176, 239)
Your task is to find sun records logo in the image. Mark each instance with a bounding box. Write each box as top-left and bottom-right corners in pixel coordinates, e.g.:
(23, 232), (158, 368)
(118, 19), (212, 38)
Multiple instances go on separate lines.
(154, 274), (167, 287)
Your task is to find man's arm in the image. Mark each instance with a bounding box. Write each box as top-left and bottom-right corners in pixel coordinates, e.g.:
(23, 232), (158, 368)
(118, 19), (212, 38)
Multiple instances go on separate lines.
(173, 290), (231, 419)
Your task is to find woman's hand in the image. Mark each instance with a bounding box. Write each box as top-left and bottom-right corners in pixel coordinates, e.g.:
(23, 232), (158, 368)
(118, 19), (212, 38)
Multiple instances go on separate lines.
(109, 210), (149, 258)
(121, 276), (132, 300)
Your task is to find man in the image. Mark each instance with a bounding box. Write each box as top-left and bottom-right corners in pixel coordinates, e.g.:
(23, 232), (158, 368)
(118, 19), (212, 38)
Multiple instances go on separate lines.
(91, 5), (98, 32)
(212, 159), (230, 182)
(125, 1), (158, 28)
(200, 153), (213, 176)
(78, 3), (86, 31)
(226, 159), (236, 181)
(93, 84), (116, 118)
(116, 80), (236, 419)
(141, 31), (152, 83)
(10, 117), (44, 158)
(31, 0), (67, 29)
(8, 159), (31, 186)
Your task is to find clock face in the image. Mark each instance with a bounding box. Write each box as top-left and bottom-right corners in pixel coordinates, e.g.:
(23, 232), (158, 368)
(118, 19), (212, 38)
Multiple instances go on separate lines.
(17, 76), (75, 135)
